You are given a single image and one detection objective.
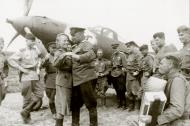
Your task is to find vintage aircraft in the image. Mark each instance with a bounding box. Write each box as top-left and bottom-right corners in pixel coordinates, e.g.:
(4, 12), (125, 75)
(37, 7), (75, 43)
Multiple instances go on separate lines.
(6, 0), (128, 59)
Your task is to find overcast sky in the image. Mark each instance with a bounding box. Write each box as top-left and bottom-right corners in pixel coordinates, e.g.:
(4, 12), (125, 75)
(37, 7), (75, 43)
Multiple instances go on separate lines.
(0, 0), (189, 51)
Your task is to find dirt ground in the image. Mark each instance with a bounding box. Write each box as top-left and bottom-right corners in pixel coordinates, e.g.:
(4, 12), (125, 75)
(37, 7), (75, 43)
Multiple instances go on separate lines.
(0, 91), (139, 126)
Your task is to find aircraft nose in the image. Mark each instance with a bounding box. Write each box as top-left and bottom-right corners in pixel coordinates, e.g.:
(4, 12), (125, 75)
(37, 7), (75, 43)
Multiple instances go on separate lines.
(6, 18), (13, 24)
(6, 17), (32, 33)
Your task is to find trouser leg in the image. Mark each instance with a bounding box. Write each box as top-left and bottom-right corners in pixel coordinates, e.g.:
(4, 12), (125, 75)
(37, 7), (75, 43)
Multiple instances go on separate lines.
(71, 86), (83, 126)
(46, 88), (56, 114)
(80, 80), (98, 126)
(72, 108), (80, 126)
(127, 93), (135, 111)
(121, 91), (126, 109)
(89, 108), (98, 126)
(21, 81), (32, 109)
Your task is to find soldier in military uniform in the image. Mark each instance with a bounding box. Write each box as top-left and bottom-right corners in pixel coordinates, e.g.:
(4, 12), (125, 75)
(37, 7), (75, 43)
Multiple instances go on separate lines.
(94, 48), (111, 106)
(177, 25), (190, 81)
(150, 39), (159, 54)
(110, 43), (127, 109)
(125, 41), (143, 111)
(65, 27), (98, 126)
(52, 33), (72, 126)
(8, 33), (44, 123)
(41, 42), (57, 118)
(141, 55), (190, 126)
(139, 44), (154, 88)
(0, 37), (8, 105)
(152, 32), (177, 74)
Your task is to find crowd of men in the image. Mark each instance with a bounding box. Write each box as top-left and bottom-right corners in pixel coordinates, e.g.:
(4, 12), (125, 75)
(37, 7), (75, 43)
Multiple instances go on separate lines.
(0, 25), (190, 126)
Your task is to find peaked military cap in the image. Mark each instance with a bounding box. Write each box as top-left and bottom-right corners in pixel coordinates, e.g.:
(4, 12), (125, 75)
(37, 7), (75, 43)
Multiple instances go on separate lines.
(111, 43), (120, 49)
(140, 44), (148, 51)
(125, 41), (139, 47)
(56, 33), (69, 38)
(70, 27), (85, 36)
(25, 33), (35, 41)
(47, 42), (56, 47)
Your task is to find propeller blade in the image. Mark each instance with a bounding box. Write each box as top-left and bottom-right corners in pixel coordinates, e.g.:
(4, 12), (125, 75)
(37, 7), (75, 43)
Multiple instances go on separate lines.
(6, 33), (20, 48)
(23, 0), (33, 16)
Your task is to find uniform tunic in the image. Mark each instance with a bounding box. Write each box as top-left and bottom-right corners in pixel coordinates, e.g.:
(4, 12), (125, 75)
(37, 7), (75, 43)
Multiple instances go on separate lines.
(157, 72), (190, 126)
(140, 53), (154, 87)
(177, 44), (190, 80)
(72, 41), (97, 87)
(110, 51), (127, 91)
(94, 58), (111, 97)
(8, 46), (44, 105)
(42, 55), (56, 89)
(126, 48), (143, 98)
(8, 46), (42, 81)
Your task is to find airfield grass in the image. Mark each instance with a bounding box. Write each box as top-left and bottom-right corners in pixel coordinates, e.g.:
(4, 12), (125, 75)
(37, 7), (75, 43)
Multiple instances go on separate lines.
(0, 89), (139, 126)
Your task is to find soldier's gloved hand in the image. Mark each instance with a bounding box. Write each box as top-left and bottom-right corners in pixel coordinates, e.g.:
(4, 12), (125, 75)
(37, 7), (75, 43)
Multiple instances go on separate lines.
(139, 115), (152, 124)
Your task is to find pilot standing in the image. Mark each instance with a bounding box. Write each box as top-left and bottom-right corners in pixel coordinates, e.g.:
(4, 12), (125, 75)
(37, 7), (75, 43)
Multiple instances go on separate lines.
(125, 41), (143, 111)
(110, 43), (127, 109)
(65, 27), (98, 126)
(8, 33), (44, 124)
(94, 48), (111, 106)
(41, 42), (57, 118)
(0, 37), (8, 105)
(139, 44), (154, 88)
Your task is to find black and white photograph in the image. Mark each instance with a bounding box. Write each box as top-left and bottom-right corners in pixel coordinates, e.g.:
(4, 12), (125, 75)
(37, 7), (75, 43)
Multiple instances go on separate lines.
(0, 0), (190, 126)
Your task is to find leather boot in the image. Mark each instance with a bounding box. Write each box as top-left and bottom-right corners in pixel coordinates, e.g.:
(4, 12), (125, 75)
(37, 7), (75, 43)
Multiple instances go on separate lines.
(89, 108), (98, 126)
(20, 101), (36, 124)
(55, 118), (63, 126)
(122, 99), (127, 110)
(72, 109), (80, 126)
(134, 100), (140, 110)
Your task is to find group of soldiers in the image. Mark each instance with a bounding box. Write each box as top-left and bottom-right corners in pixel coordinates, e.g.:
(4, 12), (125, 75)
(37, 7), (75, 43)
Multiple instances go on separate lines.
(0, 25), (190, 126)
